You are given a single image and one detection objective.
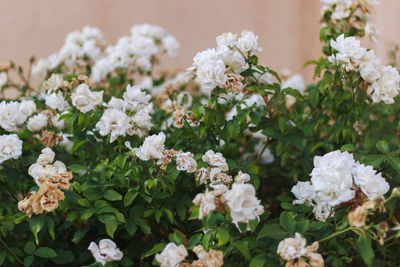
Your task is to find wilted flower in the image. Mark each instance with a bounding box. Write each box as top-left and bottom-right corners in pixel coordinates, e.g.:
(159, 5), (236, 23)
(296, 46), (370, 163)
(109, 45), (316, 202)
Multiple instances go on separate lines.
(155, 243), (188, 267)
(347, 200), (374, 227)
(130, 132), (166, 161)
(88, 239), (123, 266)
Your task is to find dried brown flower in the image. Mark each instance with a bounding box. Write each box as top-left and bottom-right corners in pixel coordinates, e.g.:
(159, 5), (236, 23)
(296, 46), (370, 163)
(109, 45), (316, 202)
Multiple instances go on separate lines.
(172, 106), (186, 128)
(223, 70), (243, 93)
(34, 130), (63, 147)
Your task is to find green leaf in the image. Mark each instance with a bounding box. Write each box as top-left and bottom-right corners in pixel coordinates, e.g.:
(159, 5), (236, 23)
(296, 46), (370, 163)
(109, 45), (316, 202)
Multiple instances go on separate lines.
(376, 140), (390, 154)
(24, 255), (34, 267)
(30, 215), (46, 244)
(356, 235), (374, 266)
(47, 217), (55, 240)
(104, 190), (123, 201)
(234, 241), (250, 261)
(202, 231), (213, 250)
(125, 221), (137, 236)
(279, 211), (296, 233)
(387, 156), (400, 170)
(68, 164), (87, 173)
(24, 241), (36, 255)
(51, 249), (75, 264)
(99, 214), (118, 238)
(340, 144), (356, 152)
(34, 247), (57, 258)
(187, 234), (203, 250)
(144, 243), (166, 258)
(216, 228), (230, 246)
(72, 139), (88, 153)
(257, 223), (287, 240)
(250, 255), (267, 267)
(0, 250), (6, 265)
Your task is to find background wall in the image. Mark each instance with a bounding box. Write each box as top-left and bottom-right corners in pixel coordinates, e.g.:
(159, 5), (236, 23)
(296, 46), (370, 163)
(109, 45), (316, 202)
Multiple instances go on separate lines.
(0, 0), (399, 82)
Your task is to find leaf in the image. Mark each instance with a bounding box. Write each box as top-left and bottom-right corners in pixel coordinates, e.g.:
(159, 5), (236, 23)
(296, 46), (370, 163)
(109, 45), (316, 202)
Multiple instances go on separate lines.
(356, 235), (374, 266)
(24, 255), (34, 267)
(234, 241), (250, 261)
(0, 250), (6, 265)
(34, 247), (57, 258)
(387, 156), (400, 170)
(376, 140), (390, 154)
(47, 217), (55, 240)
(144, 243), (166, 258)
(51, 249), (75, 264)
(72, 139), (88, 153)
(99, 214), (118, 238)
(279, 211), (296, 233)
(104, 190), (123, 201)
(340, 144), (356, 152)
(125, 221), (137, 236)
(24, 241), (36, 255)
(187, 234), (203, 250)
(68, 164), (87, 173)
(202, 231), (213, 250)
(30, 215), (46, 244)
(250, 255), (267, 267)
(257, 223), (287, 240)
(216, 228), (230, 246)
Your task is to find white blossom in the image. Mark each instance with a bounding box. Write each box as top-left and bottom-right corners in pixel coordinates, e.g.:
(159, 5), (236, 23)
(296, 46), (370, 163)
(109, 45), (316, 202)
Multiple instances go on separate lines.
(95, 108), (131, 143)
(27, 114), (48, 132)
(32, 59), (50, 77)
(0, 101), (27, 132)
(329, 34), (366, 70)
(291, 181), (316, 205)
(193, 190), (217, 219)
(0, 134), (23, 164)
(352, 163), (389, 199)
(19, 100), (37, 117)
(370, 65), (400, 104)
(131, 132), (166, 161)
(88, 239), (123, 266)
(155, 243), (188, 267)
(234, 171), (250, 184)
(277, 232), (307, 261)
(37, 147), (55, 165)
(237, 30), (260, 53)
(216, 32), (237, 49)
(45, 92), (70, 111)
(0, 72), (7, 88)
(71, 84), (103, 113)
(202, 150), (229, 172)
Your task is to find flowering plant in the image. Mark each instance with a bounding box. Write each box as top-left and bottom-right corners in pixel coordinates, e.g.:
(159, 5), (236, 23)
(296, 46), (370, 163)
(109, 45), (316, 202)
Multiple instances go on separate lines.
(1, 1), (400, 266)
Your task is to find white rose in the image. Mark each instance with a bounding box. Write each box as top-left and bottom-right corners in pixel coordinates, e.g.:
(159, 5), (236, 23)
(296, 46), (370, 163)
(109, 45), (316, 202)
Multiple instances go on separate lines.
(71, 84), (103, 113)
(0, 134), (23, 164)
(95, 108), (132, 143)
(0, 101), (26, 132)
(224, 183), (264, 225)
(175, 152), (197, 173)
(52, 114), (67, 129)
(88, 239), (123, 266)
(107, 97), (126, 111)
(155, 243), (188, 267)
(193, 191), (216, 219)
(131, 132), (166, 161)
(195, 60), (227, 91)
(27, 114), (48, 132)
(19, 100), (37, 117)
(234, 171), (250, 184)
(28, 163), (45, 185)
(237, 31), (260, 52)
(202, 150), (229, 171)
(32, 58), (50, 77)
(370, 65), (400, 104)
(37, 147), (55, 165)
(216, 32), (237, 49)
(352, 163), (390, 199)
(123, 85), (151, 112)
(277, 233), (307, 261)
(162, 35), (180, 58)
(291, 181), (315, 205)
(45, 92), (70, 111)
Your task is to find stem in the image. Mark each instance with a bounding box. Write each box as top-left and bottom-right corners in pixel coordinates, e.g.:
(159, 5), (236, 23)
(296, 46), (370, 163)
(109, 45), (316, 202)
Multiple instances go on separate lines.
(318, 227), (354, 243)
(0, 237), (24, 265)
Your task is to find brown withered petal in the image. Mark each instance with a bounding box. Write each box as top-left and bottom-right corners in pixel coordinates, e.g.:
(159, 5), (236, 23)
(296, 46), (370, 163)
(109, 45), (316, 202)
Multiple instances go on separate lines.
(286, 258), (310, 267)
(35, 130), (63, 148)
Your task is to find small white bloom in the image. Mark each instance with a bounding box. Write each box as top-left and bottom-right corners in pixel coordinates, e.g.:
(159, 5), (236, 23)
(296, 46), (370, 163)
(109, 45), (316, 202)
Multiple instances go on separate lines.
(175, 152), (197, 173)
(237, 31), (260, 53)
(131, 132), (166, 161)
(27, 114), (48, 132)
(19, 100), (36, 117)
(71, 84), (103, 113)
(370, 65), (400, 104)
(45, 92), (70, 111)
(88, 239), (123, 266)
(202, 150), (229, 172)
(95, 108), (131, 143)
(37, 147), (55, 165)
(155, 243), (188, 267)
(234, 171), (250, 184)
(0, 134), (23, 164)
(123, 85), (152, 112)
(216, 32), (237, 49)
(352, 163), (390, 199)
(277, 233), (307, 261)
(52, 113), (67, 129)
(162, 35), (180, 57)
(195, 59), (227, 91)
(224, 183), (264, 225)
(32, 58), (50, 77)
(193, 191), (217, 219)
(291, 181), (316, 205)
(329, 34), (366, 70)
(0, 101), (27, 132)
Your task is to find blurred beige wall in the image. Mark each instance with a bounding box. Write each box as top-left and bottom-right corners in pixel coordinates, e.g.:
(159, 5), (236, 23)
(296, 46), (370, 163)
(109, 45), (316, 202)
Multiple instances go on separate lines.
(0, 0), (399, 82)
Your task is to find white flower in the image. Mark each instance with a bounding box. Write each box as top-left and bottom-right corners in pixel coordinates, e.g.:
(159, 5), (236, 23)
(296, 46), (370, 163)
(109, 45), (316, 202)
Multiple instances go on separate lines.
(195, 59), (227, 91)
(27, 114), (48, 132)
(282, 74), (306, 93)
(234, 171), (250, 184)
(310, 150), (356, 206)
(193, 191), (217, 219)
(37, 147), (55, 165)
(370, 65), (400, 104)
(43, 74), (68, 93)
(95, 108), (131, 143)
(313, 201), (333, 221)
(59, 133), (73, 152)
(32, 58), (50, 77)
(155, 243), (188, 267)
(71, 84), (103, 113)
(28, 163), (45, 182)
(88, 239), (123, 266)
(107, 97), (125, 111)
(0, 134), (23, 164)
(202, 150), (229, 172)
(216, 32), (237, 49)
(19, 100), (37, 117)
(130, 24), (168, 39)
(130, 36), (158, 57)
(52, 113), (67, 129)
(175, 152), (197, 173)
(131, 132), (166, 161)
(365, 22), (379, 42)
(360, 62), (381, 84)
(45, 92), (70, 111)
(123, 85), (152, 112)
(0, 72), (7, 88)
(329, 34), (366, 70)
(237, 31), (260, 53)
(352, 163), (390, 199)
(0, 101), (27, 132)
(130, 109), (153, 135)
(218, 48), (246, 73)
(162, 35), (180, 57)
(291, 181), (316, 205)
(277, 233), (307, 261)
(224, 183), (264, 225)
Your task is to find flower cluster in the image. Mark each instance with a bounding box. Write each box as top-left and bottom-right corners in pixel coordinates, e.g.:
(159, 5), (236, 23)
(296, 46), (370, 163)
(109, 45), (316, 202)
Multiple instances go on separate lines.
(0, 100), (36, 132)
(88, 239), (123, 266)
(32, 26), (104, 77)
(91, 24), (179, 82)
(277, 233), (324, 267)
(96, 84), (153, 142)
(187, 31), (261, 94)
(320, 0), (379, 41)
(329, 34), (400, 104)
(155, 243), (223, 267)
(193, 150), (264, 228)
(291, 150), (389, 220)
(18, 148), (72, 217)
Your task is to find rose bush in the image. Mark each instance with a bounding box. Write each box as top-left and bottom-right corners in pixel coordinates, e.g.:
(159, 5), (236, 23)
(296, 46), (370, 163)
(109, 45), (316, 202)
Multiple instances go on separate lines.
(1, 1), (400, 266)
